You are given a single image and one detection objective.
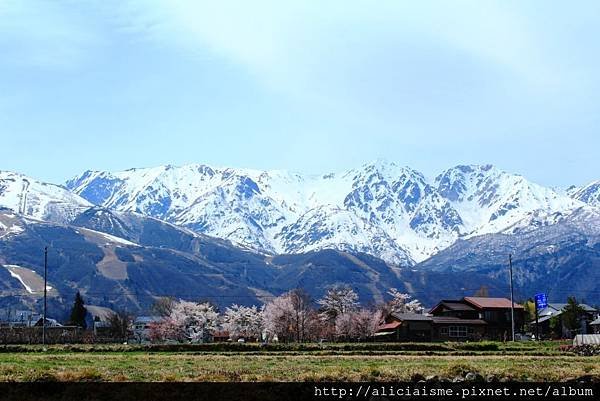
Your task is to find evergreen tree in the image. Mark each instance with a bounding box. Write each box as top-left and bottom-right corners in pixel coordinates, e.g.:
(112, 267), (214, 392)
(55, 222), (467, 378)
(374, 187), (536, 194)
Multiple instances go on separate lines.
(69, 291), (88, 329)
(562, 296), (585, 333)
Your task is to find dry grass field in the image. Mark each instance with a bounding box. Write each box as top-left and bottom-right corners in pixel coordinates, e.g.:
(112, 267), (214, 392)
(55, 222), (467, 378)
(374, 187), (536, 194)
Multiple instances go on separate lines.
(0, 342), (598, 382)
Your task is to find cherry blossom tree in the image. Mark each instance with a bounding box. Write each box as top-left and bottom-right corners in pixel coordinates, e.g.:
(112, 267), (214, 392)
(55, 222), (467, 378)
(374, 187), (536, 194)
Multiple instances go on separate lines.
(264, 289), (317, 342)
(150, 300), (219, 343)
(317, 285), (359, 322)
(333, 308), (382, 341)
(263, 293), (295, 342)
(334, 312), (354, 339)
(221, 304), (264, 341)
(148, 318), (182, 343)
(351, 308), (382, 340)
(387, 288), (425, 314)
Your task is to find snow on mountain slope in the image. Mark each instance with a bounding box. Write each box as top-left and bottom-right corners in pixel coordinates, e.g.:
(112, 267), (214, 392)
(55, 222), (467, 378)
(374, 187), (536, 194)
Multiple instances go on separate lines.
(0, 171), (91, 223)
(500, 205), (600, 237)
(66, 161), (585, 265)
(568, 180), (600, 207)
(341, 162), (464, 260)
(0, 208), (26, 240)
(435, 165), (582, 236)
(276, 205), (414, 266)
(3, 264), (53, 294)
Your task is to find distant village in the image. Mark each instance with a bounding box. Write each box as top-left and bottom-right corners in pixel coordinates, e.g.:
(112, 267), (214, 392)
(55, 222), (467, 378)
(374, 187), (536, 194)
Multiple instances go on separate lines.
(1, 286), (599, 345)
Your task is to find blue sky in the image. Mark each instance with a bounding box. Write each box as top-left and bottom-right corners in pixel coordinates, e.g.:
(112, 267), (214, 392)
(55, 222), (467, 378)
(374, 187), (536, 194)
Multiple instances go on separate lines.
(1, 0), (599, 187)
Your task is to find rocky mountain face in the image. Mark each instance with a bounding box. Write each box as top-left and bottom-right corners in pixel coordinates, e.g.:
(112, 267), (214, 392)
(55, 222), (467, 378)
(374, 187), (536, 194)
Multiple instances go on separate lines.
(568, 181), (600, 208)
(65, 162), (586, 264)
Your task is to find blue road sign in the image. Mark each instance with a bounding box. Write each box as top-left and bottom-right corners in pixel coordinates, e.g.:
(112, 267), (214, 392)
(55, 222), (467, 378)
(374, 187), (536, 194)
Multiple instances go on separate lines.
(534, 293), (548, 310)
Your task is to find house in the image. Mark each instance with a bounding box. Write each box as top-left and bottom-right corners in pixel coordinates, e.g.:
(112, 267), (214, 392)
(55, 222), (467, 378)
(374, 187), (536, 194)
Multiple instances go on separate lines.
(533, 303), (599, 338)
(374, 313), (433, 341)
(430, 316), (487, 341)
(374, 312), (488, 342)
(131, 316), (161, 343)
(376, 296), (524, 342)
(591, 317), (600, 334)
(430, 297), (524, 341)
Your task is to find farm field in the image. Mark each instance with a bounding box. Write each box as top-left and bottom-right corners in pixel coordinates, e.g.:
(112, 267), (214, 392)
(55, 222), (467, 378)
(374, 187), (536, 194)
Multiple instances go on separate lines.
(0, 342), (598, 382)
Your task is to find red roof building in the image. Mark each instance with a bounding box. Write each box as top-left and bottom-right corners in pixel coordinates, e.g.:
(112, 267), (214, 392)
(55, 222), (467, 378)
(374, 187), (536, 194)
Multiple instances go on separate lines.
(430, 297), (524, 341)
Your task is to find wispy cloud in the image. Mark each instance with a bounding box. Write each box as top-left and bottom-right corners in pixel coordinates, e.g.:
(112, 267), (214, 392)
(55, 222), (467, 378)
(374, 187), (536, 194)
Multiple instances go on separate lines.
(1, 1), (599, 185)
(0, 0), (105, 69)
(107, 0), (573, 116)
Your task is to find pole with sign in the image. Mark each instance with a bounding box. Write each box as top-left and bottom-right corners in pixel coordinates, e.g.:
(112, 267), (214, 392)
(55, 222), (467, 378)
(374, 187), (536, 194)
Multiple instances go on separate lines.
(534, 293), (547, 341)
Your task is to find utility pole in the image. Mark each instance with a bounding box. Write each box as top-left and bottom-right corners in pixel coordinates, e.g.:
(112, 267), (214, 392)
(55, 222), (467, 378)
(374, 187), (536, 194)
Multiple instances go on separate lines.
(535, 301), (540, 341)
(43, 246), (48, 345)
(508, 254), (516, 342)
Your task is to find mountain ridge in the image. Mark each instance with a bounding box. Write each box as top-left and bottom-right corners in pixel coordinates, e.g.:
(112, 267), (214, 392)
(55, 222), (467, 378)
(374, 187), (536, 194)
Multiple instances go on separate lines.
(2, 164), (600, 313)
(64, 162), (591, 264)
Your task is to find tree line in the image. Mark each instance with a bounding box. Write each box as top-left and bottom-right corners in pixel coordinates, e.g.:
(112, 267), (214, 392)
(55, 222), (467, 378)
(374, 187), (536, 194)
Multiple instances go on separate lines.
(147, 286), (425, 343)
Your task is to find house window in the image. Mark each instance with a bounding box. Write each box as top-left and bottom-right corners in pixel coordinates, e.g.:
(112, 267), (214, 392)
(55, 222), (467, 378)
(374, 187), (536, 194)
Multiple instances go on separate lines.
(448, 326), (468, 337)
(440, 327), (448, 335)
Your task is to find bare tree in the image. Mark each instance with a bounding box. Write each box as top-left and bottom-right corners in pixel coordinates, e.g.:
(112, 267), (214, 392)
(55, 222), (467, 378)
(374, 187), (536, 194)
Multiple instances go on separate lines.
(107, 310), (132, 342)
(150, 297), (176, 317)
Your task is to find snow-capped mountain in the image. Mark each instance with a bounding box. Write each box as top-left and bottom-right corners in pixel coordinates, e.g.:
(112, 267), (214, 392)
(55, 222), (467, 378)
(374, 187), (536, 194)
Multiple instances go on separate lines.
(415, 206), (600, 301)
(568, 180), (600, 208)
(65, 161), (588, 265)
(0, 171), (91, 224)
(435, 164), (581, 236)
(276, 205), (413, 266)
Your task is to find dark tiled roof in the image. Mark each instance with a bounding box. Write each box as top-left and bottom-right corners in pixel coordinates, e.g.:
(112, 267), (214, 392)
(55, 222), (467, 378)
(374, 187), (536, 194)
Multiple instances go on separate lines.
(429, 300), (475, 314)
(534, 314), (555, 324)
(441, 302), (476, 311)
(581, 304), (598, 312)
(390, 313), (433, 321)
(548, 303), (598, 313)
